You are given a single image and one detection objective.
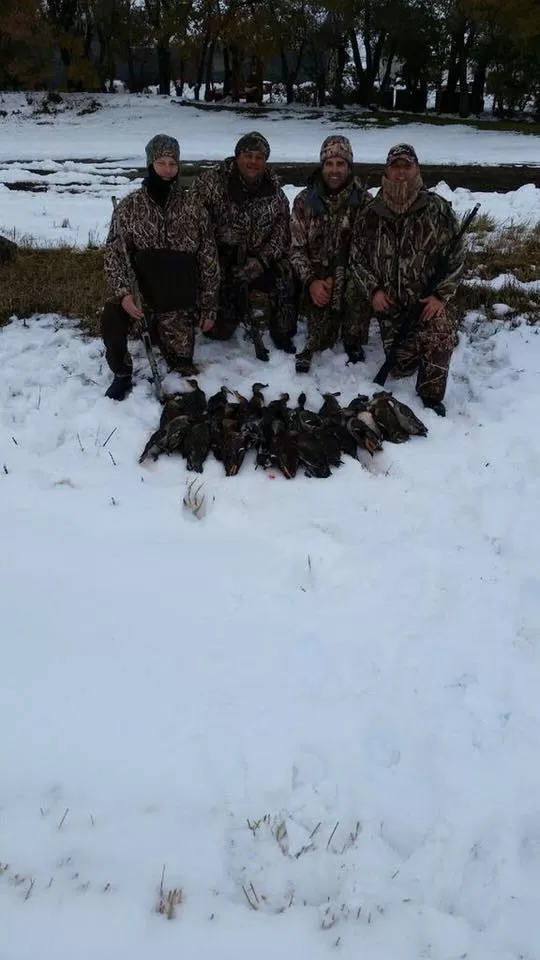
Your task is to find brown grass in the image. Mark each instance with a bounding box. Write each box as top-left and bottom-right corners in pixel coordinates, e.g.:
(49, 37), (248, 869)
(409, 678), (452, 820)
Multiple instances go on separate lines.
(0, 248), (105, 335)
(0, 222), (538, 339)
(467, 222), (540, 282)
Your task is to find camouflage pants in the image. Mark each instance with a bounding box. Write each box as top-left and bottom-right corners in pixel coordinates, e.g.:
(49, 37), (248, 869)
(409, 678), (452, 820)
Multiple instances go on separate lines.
(101, 301), (197, 376)
(379, 308), (459, 404)
(302, 296), (370, 355)
(205, 265), (297, 343)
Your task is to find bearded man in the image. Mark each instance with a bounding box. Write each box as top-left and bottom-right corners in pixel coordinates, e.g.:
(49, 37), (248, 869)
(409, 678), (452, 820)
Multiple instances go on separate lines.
(348, 143), (466, 416)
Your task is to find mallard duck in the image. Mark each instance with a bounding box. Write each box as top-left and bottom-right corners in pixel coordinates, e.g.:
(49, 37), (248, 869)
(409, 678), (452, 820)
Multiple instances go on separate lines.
(367, 395), (410, 444)
(289, 393), (322, 433)
(207, 385), (231, 417)
(159, 379), (207, 426)
(346, 415), (384, 455)
(313, 422), (343, 468)
(373, 391), (428, 438)
(271, 430), (299, 479)
(246, 382), (269, 416)
(318, 392), (342, 420)
(346, 394), (370, 414)
(221, 419), (248, 476)
(297, 431), (332, 478)
(139, 414), (191, 463)
(183, 419), (211, 472)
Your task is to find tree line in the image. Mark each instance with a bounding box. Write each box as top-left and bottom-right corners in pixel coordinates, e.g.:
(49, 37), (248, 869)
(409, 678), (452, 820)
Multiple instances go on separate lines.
(0, 0), (539, 118)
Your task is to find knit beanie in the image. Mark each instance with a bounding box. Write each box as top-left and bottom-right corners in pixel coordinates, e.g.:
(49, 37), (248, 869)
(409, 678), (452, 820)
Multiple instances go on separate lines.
(320, 135), (353, 166)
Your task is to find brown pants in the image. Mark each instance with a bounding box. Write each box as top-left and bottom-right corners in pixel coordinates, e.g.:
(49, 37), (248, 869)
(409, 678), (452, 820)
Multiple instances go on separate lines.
(378, 309), (459, 404)
(101, 301), (196, 376)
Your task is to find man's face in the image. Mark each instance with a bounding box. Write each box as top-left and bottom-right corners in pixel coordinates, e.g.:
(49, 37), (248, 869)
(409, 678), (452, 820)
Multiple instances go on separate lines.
(236, 150), (267, 182)
(153, 156), (179, 180)
(322, 157), (350, 190)
(386, 159), (419, 183)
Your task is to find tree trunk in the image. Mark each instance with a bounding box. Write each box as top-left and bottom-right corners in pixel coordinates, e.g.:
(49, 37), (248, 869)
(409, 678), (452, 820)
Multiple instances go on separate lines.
(380, 47), (395, 93)
(332, 41), (347, 108)
(230, 45), (242, 102)
(223, 46), (231, 96)
(470, 63), (486, 114)
(194, 33), (210, 100)
(157, 39), (171, 95)
(349, 28), (365, 100)
(204, 39), (215, 100)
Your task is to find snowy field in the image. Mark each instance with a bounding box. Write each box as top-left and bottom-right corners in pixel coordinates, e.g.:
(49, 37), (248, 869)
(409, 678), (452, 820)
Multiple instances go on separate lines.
(1, 97), (540, 960)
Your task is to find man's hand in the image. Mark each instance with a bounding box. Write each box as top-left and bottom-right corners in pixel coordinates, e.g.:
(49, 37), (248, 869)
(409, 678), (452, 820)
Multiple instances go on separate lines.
(419, 295), (445, 323)
(200, 314), (215, 333)
(372, 289), (394, 313)
(309, 277), (333, 307)
(121, 293), (144, 321)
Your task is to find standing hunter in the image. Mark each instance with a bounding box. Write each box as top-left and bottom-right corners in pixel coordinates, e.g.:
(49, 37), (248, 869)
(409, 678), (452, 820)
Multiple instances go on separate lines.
(348, 144), (467, 416)
(190, 132), (296, 358)
(290, 135), (369, 374)
(102, 134), (219, 401)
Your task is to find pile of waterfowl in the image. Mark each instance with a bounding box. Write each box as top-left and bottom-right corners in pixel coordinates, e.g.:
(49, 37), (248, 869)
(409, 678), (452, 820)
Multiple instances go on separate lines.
(139, 380), (428, 478)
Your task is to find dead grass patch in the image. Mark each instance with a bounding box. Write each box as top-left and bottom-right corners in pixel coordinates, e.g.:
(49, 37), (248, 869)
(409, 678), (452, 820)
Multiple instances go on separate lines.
(0, 247), (105, 335)
(467, 222), (540, 282)
(0, 223), (538, 337)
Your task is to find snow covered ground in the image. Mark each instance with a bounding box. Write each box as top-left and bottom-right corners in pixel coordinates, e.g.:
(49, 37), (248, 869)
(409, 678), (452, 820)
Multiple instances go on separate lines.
(1, 309), (540, 960)
(0, 171), (538, 249)
(0, 92), (538, 247)
(1, 92), (539, 166)
(1, 97), (540, 959)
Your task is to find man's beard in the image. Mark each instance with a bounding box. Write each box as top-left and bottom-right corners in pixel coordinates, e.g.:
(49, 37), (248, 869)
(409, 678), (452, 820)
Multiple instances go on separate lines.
(381, 172), (423, 214)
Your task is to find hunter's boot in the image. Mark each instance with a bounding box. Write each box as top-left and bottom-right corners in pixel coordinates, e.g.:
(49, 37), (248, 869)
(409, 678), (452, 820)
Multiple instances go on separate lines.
(105, 374), (132, 401)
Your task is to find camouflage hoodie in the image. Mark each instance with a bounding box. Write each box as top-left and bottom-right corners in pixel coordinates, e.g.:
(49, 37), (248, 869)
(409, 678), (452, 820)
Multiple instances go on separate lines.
(190, 158), (290, 270)
(290, 173), (368, 311)
(349, 188), (465, 315)
(104, 183), (219, 318)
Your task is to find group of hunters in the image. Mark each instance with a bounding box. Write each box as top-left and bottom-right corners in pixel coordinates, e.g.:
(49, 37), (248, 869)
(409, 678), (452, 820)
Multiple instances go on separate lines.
(3, 129), (468, 419)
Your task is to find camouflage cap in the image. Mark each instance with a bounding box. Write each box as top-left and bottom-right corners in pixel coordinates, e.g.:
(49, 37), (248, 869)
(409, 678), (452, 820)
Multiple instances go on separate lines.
(234, 132), (271, 159)
(320, 135), (353, 166)
(145, 134), (180, 165)
(386, 143), (419, 166)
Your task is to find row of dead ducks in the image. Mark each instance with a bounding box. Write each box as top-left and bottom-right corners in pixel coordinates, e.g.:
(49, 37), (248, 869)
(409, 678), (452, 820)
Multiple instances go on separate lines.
(139, 380), (428, 478)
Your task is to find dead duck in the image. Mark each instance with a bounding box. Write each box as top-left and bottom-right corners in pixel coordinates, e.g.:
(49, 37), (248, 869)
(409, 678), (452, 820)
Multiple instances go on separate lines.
(318, 392), (342, 420)
(246, 382), (269, 417)
(159, 379), (207, 426)
(346, 415), (384, 456)
(139, 414), (191, 463)
(373, 391), (428, 438)
(313, 422), (343, 468)
(346, 394), (370, 414)
(322, 418), (359, 461)
(296, 431), (332, 478)
(221, 419), (248, 476)
(367, 394), (410, 444)
(289, 392), (322, 433)
(207, 385), (231, 418)
(183, 419), (211, 473)
(271, 430), (299, 479)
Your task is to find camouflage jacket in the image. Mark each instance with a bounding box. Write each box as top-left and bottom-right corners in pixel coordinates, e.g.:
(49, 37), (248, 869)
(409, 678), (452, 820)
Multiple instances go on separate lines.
(290, 174), (369, 310)
(349, 189), (465, 314)
(104, 183), (219, 318)
(190, 158), (290, 271)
